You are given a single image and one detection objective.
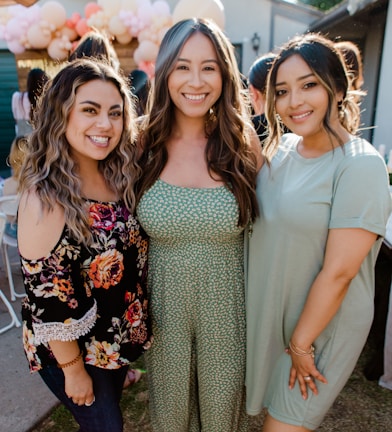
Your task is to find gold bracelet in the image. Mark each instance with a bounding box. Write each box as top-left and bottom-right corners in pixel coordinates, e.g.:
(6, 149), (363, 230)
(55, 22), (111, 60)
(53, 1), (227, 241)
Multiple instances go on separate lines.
(288, 341), (315, 358)
(57, 350), (83, 369)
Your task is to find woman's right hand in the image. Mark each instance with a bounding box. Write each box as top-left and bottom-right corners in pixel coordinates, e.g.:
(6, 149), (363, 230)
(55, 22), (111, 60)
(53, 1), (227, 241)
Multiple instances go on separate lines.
(48, 340), (95, 406)
(63, 364), (95, 406)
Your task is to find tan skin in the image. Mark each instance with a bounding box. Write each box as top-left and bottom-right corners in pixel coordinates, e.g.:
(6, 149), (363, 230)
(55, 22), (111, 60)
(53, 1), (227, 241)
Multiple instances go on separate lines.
(261, 55), (378, 432)
(164, 32), (262, 188)
(18, 79), (123, 407)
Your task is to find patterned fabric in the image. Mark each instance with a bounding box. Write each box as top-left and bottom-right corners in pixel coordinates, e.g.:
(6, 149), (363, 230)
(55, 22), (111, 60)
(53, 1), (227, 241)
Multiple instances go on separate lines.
(21, 199), (152, 373)
(137, 179), (248, 432)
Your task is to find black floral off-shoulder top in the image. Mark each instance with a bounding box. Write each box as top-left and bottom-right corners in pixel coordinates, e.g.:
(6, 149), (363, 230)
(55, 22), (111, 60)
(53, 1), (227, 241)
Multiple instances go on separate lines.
(20, 199), (152, 373)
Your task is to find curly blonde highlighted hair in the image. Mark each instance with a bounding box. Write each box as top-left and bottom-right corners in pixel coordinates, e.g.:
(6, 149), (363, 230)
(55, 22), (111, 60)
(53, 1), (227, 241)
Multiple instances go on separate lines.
(19, 59), (140, 245)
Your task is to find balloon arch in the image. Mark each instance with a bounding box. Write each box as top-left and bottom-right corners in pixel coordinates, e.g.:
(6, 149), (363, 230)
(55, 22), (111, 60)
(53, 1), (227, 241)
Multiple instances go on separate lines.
(0, 0), (225, 81)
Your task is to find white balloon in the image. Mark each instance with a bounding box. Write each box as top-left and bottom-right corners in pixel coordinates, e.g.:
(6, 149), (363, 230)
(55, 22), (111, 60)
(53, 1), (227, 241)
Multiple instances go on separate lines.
(172, 0), (225, 29)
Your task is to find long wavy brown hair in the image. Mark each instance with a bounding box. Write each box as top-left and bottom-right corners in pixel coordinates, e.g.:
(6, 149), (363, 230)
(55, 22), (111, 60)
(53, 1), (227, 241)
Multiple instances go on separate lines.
(264, 33), (362, 163)
(135, 18), (259, 226)
(19, 59), (139, 245)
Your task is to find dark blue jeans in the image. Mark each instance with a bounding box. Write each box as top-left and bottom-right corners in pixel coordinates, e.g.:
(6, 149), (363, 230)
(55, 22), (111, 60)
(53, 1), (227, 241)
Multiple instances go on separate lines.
(39, 364), (128, 432)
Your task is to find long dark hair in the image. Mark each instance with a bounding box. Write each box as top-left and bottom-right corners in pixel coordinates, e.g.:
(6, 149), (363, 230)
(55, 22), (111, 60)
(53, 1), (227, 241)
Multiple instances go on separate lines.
(264, 33), (361, 162)
(136, 18), (259, 226)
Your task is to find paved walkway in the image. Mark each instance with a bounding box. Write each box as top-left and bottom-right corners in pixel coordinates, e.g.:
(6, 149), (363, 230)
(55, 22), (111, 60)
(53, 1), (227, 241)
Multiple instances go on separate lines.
(0, 250), (57, 432)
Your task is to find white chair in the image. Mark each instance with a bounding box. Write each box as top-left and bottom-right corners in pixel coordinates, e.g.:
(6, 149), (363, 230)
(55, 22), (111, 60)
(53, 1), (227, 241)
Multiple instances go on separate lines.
(0, 195), (25, 301)
(0, 213), (21, 333)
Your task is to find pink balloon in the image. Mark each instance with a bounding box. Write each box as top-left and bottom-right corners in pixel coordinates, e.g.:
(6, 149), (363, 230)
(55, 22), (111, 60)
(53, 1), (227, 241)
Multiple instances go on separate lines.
(138, 61), (155, 79)
(5, 17), (25, 40)
(7, 39), (25, 54)
(153, 1), (171, 16)
(138, 4), (154, 26)
(66, 13), (82, 29)
(85, 2), (102, 19)
(75, 18), (90, 37)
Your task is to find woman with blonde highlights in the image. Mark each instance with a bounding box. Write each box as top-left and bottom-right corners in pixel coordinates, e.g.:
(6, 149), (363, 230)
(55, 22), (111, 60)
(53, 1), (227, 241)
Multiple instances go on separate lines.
(18, 59), (152, 432)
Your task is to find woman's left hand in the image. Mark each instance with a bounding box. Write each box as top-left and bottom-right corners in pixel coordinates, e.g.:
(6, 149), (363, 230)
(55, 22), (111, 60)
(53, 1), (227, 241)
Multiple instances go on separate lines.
(287, 348), (327, 399)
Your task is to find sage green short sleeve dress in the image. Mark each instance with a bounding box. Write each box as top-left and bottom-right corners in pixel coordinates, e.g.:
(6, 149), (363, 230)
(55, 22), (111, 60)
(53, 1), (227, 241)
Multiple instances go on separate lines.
(246, 134), (392, 430)
(137, 179), (248, 432)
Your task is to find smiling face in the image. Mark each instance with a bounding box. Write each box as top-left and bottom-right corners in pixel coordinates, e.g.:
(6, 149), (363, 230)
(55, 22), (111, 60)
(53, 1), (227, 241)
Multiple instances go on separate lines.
(275, 54), (342, 144)
(65, 79), (124, 165)
(167, 32), (223, 121)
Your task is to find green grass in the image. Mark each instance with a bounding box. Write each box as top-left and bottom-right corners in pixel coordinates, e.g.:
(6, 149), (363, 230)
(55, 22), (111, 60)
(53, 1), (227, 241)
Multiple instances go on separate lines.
(31, 345), (392, 432)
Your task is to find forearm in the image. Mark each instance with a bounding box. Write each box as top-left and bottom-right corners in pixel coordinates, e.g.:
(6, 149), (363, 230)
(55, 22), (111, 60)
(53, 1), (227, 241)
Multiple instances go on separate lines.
(49, 340), (94, 405)
(49, 340), (82, 366)
(290, 269), (351, 349)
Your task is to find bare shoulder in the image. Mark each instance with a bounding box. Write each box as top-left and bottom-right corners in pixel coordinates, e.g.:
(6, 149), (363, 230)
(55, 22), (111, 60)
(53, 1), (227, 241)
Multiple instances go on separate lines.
(18, 190), (65, 260)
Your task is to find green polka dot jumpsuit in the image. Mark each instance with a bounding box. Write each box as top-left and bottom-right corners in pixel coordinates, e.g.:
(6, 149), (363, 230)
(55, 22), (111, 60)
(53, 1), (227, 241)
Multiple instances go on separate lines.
(137, 178), (248, 432)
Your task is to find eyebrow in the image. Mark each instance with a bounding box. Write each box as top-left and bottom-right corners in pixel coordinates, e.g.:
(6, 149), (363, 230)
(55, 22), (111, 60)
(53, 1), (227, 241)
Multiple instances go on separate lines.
(276, 72), (315, 87)
(79, 100), (122, 110)
(177, 57), (219, 64)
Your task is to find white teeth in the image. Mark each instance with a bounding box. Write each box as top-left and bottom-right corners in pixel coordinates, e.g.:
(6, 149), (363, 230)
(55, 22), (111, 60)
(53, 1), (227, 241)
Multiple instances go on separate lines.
(90, 136), (109, 143)
(292, 112), (311, 120)
(184, 94), (206, 101)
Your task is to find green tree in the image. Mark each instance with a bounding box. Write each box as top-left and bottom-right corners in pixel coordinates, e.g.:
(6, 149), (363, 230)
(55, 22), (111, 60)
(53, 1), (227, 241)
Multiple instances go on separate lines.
(299, 0), (344, 11)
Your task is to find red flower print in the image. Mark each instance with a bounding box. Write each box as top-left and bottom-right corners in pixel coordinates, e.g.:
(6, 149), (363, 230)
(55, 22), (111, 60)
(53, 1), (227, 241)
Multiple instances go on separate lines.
(126, 299), (143, 327)
(89, 203), (116, 231)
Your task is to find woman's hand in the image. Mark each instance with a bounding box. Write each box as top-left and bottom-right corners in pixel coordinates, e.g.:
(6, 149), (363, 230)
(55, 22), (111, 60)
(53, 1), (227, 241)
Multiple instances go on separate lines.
(287, 344), (327, 400)
(287, 228), (378, 399)
(48, 340), (95, 406)
(63, 364), (95, 406)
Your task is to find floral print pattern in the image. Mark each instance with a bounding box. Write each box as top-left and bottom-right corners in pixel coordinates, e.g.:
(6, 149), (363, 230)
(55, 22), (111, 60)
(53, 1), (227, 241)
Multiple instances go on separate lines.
(21, 199), (152, 372)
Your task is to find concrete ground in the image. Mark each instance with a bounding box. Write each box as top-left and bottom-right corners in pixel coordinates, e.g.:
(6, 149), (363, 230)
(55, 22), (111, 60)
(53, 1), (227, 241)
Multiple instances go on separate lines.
(0, 249), (57, 432)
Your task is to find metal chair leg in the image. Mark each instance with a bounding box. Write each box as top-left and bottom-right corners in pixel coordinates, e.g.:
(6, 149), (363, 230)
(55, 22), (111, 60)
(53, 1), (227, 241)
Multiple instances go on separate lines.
(0, 289), (21, 334)
(3, 243), (25, 302)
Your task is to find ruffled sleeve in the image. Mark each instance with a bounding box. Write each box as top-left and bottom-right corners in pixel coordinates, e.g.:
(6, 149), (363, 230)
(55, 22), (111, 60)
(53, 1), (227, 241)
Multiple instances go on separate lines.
(21, 231), (97, 345)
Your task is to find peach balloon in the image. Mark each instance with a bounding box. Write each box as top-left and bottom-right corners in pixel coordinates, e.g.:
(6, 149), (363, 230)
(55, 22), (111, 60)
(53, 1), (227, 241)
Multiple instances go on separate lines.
(136, 39), (159, 63)
(47, 37), (69, 60)
(41, 1), (67, 30)
(98, 0), (122, 17)
(120, 0), (138, 13)
(108, 15), (127, 36)
(116, 31), (133, 44)
(85, 2), (102, 19)
(58, 26), (78, 43)
(172, 0), (225, 29)
(26, 23), (52, 49)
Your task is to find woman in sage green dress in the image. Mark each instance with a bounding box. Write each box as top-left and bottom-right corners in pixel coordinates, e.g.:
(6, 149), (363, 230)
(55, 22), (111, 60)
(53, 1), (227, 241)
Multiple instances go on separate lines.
(246, 33), (392, 432)
(135, 18), (262, 432)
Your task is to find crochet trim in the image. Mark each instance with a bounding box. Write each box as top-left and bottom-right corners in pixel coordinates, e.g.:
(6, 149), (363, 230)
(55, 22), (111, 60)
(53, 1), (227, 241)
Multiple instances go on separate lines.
(33, 301), (97, 345)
